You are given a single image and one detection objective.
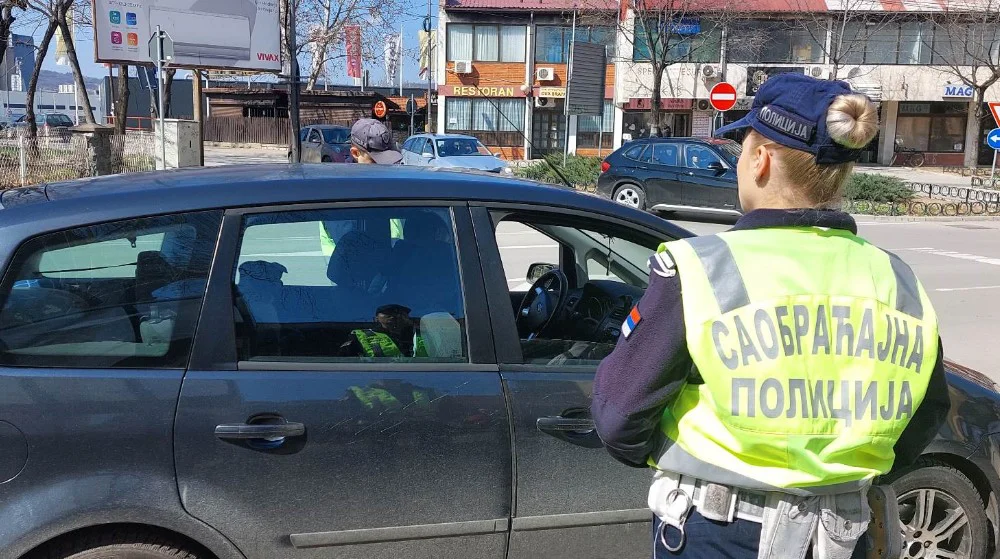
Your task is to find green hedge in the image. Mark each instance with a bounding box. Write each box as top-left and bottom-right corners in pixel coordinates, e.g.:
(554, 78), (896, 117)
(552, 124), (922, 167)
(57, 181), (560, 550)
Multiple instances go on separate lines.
(515, 155), (601, 188)
(844, 173), (914, 203)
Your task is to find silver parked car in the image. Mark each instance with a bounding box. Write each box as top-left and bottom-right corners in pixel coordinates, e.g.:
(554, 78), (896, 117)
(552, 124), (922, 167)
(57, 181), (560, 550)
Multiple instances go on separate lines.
(401, 133), (511, 174)
(290, 125), (354, 163)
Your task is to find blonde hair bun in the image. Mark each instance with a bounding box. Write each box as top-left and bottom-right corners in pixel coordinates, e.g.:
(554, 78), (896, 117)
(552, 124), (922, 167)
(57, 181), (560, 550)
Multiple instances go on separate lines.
(826, 94), (879, 149)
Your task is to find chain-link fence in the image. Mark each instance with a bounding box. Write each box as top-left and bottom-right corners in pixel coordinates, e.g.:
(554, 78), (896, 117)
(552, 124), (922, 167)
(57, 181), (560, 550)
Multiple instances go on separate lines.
(0, 129), (156, 189)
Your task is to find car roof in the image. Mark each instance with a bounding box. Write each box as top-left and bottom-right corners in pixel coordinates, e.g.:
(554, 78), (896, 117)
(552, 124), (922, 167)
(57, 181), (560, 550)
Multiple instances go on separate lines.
(309, 124), (349, 130)
(410, 133), (477, 140)
(625, 137), (735, 145)
(0, 164), (689, 242)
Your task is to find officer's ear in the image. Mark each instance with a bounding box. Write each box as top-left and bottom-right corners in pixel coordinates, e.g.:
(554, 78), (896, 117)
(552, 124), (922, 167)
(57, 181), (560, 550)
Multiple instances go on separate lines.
(750, 139), (773, 185)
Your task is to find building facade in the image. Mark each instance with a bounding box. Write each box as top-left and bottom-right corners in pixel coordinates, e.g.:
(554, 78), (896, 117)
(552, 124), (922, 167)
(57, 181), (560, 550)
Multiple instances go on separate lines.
(437, 0), (1000, 166)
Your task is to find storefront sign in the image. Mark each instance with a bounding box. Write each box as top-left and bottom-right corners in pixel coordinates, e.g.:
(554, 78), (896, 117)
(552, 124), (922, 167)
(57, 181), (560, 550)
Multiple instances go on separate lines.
(942, 84), (974, 98)
(899, 103), (931, 114)
(745, 67), (805, 96)
(625, 98), (692, 110)
(665, 18), (700, 35)
(449, 85), (517, 97)
(733, 98), (753, 111)
(539, 87), (566, 98)
(692, 111), (713, 137)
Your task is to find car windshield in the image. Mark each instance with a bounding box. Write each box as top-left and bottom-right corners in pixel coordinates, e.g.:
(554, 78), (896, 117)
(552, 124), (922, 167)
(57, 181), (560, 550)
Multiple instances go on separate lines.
(436, 138), (490, 157)
(49, 114), (73, 126)
(716, 141), (741, 166)
(321, 128), (349, 144)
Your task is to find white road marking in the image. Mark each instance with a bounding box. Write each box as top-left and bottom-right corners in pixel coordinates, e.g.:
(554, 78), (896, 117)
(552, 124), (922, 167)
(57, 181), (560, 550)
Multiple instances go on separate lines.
(936, 285), (1000, 292)
(905, 247), (1000, 266)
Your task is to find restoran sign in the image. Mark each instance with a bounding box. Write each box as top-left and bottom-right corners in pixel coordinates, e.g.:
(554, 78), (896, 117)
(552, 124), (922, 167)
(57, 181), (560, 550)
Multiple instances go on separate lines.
(943, 84), (973, 98)
(450, 85), (517, 97)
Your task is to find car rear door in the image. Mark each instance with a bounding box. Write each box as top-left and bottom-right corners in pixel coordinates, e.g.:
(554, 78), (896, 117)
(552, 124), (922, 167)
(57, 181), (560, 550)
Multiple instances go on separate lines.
(681, 144), (739, 212)
(175, 203), (512, 559)
(471, 204), (660, 559)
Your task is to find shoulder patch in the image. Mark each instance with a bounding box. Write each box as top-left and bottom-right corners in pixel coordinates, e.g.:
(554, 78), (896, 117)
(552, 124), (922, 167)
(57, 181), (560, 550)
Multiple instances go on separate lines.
(649, 251), (676, 278)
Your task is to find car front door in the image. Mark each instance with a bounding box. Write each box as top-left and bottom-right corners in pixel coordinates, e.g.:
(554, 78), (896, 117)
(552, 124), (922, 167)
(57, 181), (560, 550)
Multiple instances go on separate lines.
(175, 204), (512, 559)
(471, 205), (664, 559)
(304, 128), (323, 162)
(681, 144), (739, 212)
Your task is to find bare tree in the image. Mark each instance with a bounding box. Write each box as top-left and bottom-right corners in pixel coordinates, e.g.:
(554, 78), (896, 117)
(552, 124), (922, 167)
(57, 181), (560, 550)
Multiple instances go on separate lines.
(162, 68), (176, 118)
(601, 0), (745, 136)
(113, 64), (129, 135)
(24, 18), (56, 141)
(26, 0), (95, 124)
(297, 0), (403, 90)
(922, 4), (1000, 167)
(781, 0), (900, 81)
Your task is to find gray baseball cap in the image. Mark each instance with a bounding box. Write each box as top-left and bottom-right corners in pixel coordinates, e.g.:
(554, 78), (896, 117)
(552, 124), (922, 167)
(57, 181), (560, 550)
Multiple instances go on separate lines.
(350, 118), (403, 165)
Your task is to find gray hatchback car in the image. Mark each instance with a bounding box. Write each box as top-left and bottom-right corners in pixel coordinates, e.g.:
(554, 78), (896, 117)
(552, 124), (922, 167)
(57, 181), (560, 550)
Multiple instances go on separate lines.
(0, 165), (998, 559)
(401, 134), (511, 174)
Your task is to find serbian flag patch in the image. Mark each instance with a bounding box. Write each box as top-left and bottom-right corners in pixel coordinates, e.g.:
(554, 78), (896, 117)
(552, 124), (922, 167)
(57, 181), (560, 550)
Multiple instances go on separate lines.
(622, 306), (641, 338)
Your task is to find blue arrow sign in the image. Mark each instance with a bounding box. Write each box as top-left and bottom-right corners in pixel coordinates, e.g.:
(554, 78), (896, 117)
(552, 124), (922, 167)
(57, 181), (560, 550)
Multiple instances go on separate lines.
(989, 128), (1000, 150)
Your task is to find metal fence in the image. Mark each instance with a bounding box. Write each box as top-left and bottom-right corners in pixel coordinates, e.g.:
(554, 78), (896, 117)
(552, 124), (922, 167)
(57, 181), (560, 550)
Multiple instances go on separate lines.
(0, 129), (156, 189)
(205, 117), (292, 145)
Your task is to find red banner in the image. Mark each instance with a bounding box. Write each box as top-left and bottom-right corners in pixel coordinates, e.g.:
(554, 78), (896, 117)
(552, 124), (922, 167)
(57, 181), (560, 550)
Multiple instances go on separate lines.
(345, 25), (362, 79)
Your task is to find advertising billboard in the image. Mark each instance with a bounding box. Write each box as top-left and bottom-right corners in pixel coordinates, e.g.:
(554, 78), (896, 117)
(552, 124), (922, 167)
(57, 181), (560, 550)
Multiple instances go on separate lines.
(93, 0), (281, 71)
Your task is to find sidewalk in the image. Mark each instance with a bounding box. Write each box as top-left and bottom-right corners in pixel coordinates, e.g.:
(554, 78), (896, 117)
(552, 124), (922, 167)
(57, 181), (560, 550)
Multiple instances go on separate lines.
(854, 165), (976, 187)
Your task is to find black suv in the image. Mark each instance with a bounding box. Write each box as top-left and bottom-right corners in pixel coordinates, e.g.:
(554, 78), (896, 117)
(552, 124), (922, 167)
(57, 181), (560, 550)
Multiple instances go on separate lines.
(597, 137), (742, 216)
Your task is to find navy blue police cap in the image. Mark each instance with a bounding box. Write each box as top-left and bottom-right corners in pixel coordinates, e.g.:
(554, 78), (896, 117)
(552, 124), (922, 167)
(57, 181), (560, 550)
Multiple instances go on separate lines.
(713, 73), (867, 164)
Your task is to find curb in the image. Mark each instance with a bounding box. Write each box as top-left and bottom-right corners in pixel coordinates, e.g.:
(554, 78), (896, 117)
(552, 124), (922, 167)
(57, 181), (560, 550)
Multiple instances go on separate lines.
(852, 214), (1000, 223)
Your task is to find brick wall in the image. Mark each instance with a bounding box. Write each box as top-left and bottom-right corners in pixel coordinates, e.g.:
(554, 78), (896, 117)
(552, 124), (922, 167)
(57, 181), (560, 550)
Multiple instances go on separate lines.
(484, 145), (526, 160)
(445, 62), (527, 88)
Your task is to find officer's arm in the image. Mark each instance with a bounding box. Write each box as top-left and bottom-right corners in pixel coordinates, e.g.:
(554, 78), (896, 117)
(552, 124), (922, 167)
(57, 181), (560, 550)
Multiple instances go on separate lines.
(591, 253), (693, 468)
(892, 339), (951, 468)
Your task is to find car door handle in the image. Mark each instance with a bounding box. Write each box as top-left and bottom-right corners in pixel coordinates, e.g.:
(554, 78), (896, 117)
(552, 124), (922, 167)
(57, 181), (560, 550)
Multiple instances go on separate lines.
(215, 422), (306, 440)
(536, 416), (596, 433)
(687, 171), (695, 176)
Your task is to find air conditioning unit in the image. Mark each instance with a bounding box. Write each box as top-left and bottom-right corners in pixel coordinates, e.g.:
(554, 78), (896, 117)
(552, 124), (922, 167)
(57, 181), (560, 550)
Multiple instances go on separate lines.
(534, 97), (552, 108)
(847, 67), (863, 79)
(810, 66), (826, 78)
(454, 60), (473, 74)
(701, 64), (720, 79)
(536, 67), (555, 81)
(696, 99), (712, 111)
(150, 6), (253, 61)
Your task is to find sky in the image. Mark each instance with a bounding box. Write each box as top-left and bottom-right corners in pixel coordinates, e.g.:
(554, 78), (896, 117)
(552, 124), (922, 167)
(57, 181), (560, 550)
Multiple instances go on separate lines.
(17, 6), (433, 85)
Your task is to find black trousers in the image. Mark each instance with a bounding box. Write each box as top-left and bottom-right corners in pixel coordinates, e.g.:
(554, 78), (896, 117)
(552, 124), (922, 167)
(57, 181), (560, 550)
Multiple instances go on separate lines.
(653, 511), (868, 558)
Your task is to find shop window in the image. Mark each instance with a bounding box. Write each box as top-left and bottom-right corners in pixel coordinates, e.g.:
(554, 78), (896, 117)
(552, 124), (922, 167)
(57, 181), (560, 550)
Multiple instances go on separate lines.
(728, 20), (824, 64)
(447, 24), (527, 62)
(577, 101), (615, 149)
(535, 25), (614, 64)
(896, 103), (968, 154)
(445, 97), (524, 147)
(634, 19), (721, 63)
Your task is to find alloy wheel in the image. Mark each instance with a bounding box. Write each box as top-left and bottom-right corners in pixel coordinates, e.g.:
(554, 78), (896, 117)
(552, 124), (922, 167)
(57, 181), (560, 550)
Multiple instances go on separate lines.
(898, 488), (972, 559)
(615, 187), (642, 208)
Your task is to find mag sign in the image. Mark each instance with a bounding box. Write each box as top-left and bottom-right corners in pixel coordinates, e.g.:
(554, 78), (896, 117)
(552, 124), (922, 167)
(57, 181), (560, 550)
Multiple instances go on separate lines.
(93, 0), (282, 71)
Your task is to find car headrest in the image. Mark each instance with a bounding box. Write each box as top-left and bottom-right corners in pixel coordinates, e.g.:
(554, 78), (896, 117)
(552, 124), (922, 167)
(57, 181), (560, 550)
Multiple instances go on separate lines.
(238, 260), (288, 283)
(326, 230), (389, 287)
(403, 212), (450, 244)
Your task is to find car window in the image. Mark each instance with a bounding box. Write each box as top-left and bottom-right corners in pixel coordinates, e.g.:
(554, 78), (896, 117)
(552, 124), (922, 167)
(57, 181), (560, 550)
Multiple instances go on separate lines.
(650, 143), (680, 166)
(493, 216), (658, 367)
(717, 141), (742, 166)
(299, 128), (309, 142)
(684, 145), (723, 169)
(233, 206), (467, 363)
(436, 138), (489, 157)
(308, 129), (322, 143)
(0, 211), (222, 368)
(402, 138), (415, 152)
(420, 139), (435, 156)
(623, 143), (649, 163)
(48, 114), (72, 126)
(321, 128), (349, 144)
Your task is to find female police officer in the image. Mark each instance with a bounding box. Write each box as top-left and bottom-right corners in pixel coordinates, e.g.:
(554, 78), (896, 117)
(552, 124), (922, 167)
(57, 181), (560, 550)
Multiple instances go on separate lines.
(592, 73), (951, 559)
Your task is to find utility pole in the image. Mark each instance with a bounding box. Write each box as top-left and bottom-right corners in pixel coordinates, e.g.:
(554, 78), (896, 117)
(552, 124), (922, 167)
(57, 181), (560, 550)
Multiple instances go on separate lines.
(399, 24), (404, 97)
(193, 69), (204, 166)
(425, 5), (432, 133)
(156, 26), (166, 169)
(563, 10), (576, 166)
(286, 0), (301, 163)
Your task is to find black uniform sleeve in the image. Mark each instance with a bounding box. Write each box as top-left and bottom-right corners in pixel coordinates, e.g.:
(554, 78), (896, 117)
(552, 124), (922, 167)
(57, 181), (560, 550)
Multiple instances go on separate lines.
(892, 339), (951, 468)
(591, 255), (693, 468)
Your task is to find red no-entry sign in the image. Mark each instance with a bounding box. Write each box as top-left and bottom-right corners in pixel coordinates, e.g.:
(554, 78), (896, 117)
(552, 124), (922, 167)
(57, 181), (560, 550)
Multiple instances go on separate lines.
(709, 82), (738, 112)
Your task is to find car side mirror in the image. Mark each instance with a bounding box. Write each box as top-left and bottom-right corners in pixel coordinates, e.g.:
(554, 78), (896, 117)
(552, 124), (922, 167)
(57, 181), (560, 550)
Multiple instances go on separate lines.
(527, 262), (556, 283)
(707, 161), (726, 174)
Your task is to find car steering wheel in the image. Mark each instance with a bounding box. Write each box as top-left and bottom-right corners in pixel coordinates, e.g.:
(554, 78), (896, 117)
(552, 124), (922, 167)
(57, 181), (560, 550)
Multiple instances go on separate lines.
(516, 269), (569, 339)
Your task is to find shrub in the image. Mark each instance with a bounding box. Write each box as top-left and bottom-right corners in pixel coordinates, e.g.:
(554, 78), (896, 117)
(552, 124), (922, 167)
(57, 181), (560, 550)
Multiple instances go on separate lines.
(844, 173), (914, 203)
(515, 154), (601, 188)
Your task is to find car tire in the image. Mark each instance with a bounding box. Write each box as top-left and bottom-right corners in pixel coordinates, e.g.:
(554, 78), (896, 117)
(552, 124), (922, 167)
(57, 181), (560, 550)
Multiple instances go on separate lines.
(322, 156), (331, 163)
(613, 184), (646, 210)
(889, 459), (989, 559)
(29, 528), (203, 559)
